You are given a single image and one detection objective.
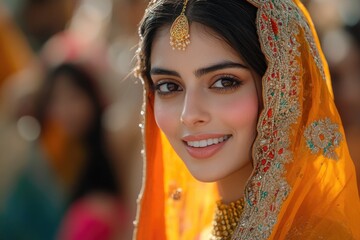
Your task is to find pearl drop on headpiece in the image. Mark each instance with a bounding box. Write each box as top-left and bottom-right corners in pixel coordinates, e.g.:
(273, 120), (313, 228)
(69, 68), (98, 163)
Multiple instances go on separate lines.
(170, 0), (190, 51)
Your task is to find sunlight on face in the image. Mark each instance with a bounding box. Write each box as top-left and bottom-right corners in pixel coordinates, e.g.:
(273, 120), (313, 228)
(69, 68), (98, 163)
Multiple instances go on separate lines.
(150, 23), (260, 182)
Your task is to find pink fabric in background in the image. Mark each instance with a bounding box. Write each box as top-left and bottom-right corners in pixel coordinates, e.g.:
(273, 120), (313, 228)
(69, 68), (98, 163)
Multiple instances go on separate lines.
(57, 194), (129, 240)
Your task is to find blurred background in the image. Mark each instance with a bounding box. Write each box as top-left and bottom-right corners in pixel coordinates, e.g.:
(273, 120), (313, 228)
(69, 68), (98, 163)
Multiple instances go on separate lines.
(0, 0), (359, 239)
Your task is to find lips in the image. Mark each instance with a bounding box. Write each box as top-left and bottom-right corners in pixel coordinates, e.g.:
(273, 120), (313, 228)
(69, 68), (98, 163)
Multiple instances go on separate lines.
(182, 134), (232, 159)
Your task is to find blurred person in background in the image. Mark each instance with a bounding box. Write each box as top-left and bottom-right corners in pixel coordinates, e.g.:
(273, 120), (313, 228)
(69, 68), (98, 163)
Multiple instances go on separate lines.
(48, 63), (130, 240)
(0, 61), (128, 240)
(1, 0), (148, 237)
(15, 0), (77, 51)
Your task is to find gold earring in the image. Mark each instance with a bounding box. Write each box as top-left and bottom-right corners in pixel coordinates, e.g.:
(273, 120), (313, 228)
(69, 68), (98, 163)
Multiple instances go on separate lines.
(170, 0), (190, 51)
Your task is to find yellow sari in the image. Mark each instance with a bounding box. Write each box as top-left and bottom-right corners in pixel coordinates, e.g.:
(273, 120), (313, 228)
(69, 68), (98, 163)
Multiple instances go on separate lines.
(134, 0), (360, 239)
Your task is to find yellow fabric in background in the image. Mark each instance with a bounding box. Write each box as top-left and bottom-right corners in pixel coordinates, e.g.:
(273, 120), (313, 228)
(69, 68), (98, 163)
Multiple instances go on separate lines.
(0, 10), (32, 87)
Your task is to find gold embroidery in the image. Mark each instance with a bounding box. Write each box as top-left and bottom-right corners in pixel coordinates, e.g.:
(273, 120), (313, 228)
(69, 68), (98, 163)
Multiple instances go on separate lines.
(304, 118), (342, 160)
(232, 0), (326, 239)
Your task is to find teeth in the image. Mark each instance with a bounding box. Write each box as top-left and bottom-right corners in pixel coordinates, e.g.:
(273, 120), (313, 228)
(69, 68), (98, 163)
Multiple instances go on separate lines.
(186, 135), (230, 148)
(200, 140), (207, 147)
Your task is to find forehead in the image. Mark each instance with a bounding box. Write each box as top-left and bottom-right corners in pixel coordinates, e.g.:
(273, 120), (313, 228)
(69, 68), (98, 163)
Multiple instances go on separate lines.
(150, 23), (244, 70)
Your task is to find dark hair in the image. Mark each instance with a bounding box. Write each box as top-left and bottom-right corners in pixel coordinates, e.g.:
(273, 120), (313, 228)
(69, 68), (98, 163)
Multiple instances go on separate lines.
(346, 20), (360, 47)
(136, 0), (267, 91)
(37, 63), (119, 200)
(38, 63), (103, 129)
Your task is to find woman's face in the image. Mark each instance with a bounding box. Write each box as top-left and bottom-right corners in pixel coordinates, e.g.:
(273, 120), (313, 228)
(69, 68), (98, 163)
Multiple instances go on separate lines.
(150, 23), (260, 182)
(46, 74), (95, 138)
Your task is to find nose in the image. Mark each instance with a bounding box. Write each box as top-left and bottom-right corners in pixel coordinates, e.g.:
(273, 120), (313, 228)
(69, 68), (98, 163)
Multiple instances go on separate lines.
(180, 90), (210, 127)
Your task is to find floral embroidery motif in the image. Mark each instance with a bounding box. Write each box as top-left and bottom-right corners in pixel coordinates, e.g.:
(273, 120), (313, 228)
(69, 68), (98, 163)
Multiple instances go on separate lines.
(304, 118), (342, 160)
(232, 0), (326, 239)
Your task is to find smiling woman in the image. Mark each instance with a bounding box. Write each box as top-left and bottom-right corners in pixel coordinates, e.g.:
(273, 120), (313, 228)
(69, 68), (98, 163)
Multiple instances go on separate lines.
(133, 0), (360, 239)
(151, 24), (259, 187)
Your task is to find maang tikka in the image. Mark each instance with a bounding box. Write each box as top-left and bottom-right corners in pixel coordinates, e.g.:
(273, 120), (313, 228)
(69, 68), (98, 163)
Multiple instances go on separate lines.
(170, 0), (190, 51)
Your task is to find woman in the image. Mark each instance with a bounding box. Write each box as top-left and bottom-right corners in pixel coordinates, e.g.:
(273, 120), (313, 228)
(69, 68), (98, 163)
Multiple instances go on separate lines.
(37, 63), (118, 202)
(0, 63), (122, 240)
(40, 63), (128, 240)
(133, 0), (360, 239)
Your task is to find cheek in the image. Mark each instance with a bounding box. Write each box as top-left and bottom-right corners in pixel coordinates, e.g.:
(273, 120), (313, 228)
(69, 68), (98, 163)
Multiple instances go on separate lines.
(154, 98), (180, 135)
(219, 91), (259, 133)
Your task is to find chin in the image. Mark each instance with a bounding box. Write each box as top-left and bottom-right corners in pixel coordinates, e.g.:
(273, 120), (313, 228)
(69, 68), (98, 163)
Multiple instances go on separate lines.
(188, 168), (229, 183)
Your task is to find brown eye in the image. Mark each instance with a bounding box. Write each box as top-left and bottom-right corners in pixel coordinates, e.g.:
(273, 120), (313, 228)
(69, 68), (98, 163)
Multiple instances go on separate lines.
(210, 76), (242, 89)
(221, 79), (234, 87)
(155, 81), (183, 95)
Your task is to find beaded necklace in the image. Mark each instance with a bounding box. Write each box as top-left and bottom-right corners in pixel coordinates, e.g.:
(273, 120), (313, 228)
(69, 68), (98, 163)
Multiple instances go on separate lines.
(211, 198), (245, 239)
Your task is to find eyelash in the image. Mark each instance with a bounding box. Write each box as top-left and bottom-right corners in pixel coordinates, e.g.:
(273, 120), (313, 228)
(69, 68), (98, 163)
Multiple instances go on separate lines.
(210, 75), (243, 92)
(154, 80), (183, 96)
(153, 75), (243, 96)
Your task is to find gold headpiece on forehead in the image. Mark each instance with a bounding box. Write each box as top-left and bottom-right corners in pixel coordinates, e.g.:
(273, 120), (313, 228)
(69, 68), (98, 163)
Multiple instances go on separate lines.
(170, 0), (190, 51)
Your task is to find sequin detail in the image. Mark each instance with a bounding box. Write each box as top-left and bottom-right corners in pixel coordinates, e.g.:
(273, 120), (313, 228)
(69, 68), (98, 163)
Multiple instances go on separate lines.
(304, 118), (342, 160)
(231, 0), (326, 239)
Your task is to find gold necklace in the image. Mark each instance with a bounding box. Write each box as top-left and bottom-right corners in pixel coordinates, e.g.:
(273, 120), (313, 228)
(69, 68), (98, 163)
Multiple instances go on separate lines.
(211, 198), (245, 240)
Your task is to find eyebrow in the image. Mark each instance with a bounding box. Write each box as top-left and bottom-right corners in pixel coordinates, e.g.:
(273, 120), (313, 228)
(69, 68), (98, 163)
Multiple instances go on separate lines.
(194, 61), (247, 78)
(150, 68), (180, 77)
(150, 61), (248, 78)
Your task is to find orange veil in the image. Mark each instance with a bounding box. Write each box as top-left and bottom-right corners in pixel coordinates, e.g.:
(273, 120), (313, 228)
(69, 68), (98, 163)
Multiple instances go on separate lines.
(134, 0), (360, 239)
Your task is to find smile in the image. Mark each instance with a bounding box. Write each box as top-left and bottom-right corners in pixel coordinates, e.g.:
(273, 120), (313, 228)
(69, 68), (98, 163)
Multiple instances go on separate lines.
(185, 135), (231, 148)
(182, 134), (232, 159)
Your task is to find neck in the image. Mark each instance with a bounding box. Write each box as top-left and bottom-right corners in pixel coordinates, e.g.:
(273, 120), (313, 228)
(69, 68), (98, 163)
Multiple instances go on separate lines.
(217, 160), (253, 204)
